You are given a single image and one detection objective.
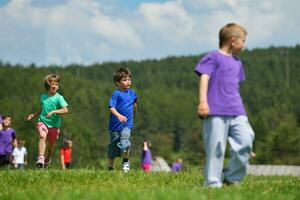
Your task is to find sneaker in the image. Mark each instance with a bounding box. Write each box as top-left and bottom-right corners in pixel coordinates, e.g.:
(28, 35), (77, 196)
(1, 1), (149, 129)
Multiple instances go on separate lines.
(122, 161), (130, 172)
(36, 156), (45, 168)
(108, 166), (114, 171)
(223, 179), (240, 186)
(44, 158), (51, 168)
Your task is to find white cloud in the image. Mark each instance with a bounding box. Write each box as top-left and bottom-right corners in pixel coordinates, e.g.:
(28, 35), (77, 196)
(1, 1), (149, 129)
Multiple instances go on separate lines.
(138, 1), (195, 44)
(0, 0), (299, 66)
(0, 0), (143, 65)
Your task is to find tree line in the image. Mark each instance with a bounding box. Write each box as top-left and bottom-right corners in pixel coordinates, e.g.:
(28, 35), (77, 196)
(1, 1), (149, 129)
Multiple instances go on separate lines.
(0, 45), (299, 167)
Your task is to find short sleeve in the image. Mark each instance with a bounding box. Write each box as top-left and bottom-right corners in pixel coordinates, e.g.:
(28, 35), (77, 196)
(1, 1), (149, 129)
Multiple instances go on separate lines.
(12, 148), (17, 156)
(24, 147), (27, 154)
(133, 91), (137, 103)
(194, 53), (216, 76)
(109, 91), (118, 108)
(58, 95), (68, 108)
(60, 149), (64, 156)
(239, 63), (246, 81)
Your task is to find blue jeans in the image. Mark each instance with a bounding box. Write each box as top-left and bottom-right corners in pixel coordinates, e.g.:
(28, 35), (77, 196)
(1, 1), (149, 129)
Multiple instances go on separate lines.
(203, 116), (255, 187)
(108, 128), (131, 159)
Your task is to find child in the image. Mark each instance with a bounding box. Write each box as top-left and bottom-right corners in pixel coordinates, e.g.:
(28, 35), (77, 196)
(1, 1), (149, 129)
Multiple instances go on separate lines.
(195, 23), (255, 187)
(60, 139), (72, 169)
(141, 140), (152, 172)
(171, 158), (183, 172)
(108, 67), (138, 172)
(12, 139), (27, 169)
(0, 114), (3, 131)
(27, 74), (69, 168)
(0, 115), (17, 167)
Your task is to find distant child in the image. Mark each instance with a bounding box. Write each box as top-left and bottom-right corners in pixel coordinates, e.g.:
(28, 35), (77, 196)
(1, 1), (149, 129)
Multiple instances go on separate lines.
(141, 140), (152, 172)
(0, 114), (3, 131)
(0, 115), (17, 167)
(60, 139), (72, 169)
(195, 23), (255, 187)
(27, 74), (69, 168)
(171, 158), (183, 172)
(12, 139), (27, 169)
(108, 67), (138, 172)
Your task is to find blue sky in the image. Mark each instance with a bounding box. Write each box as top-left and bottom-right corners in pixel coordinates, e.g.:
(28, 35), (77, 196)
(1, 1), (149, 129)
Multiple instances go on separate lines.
(0, 0), (299, 66)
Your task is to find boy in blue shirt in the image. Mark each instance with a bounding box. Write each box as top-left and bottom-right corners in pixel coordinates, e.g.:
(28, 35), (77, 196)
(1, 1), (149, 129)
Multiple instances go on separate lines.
(108, 67), (138, 172)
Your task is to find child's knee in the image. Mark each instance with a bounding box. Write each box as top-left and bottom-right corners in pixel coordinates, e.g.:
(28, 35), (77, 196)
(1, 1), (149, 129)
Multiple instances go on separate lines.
(119, 128), (131, 150)
(39, 132), (47, 140)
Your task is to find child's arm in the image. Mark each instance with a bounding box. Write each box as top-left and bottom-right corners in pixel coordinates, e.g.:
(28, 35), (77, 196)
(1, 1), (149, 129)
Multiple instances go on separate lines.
(197, 74), (210, 118)
(110, 107), (127, 123)
(143, 141), (148, 151)
(27, 108), (41, 121)
(46, 107), (68, 118)
(133, 101), (138, 118)
(12, 138), (17, 148)
(60, 153), (66, 169)
(24, 152), (28, 166)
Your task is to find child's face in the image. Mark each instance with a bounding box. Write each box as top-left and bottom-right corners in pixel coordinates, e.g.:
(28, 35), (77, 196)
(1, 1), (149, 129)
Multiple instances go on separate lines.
(231, 33), (246, 54)
(17, 142), (23, 147)
(48, 80), (59, 94)
(117, 76), (131, 90)
(2, 117), (11, 128)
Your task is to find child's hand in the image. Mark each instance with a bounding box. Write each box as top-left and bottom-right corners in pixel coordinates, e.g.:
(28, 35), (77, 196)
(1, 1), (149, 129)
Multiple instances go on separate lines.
(118, 115), (127, 123)
(197, 102), (210, 119)
(46, 111), (54, 118)
(27, 114), (35, 121)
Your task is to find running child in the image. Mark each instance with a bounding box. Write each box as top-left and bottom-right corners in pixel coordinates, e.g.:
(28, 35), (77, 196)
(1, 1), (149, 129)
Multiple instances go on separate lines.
(27, 74), (68, 168)
(107, 67), (138, 172)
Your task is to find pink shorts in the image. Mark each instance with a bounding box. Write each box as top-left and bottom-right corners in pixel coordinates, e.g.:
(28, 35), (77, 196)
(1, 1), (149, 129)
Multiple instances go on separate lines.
(37, 122), (60, 145)
(142, 163), (151, 172)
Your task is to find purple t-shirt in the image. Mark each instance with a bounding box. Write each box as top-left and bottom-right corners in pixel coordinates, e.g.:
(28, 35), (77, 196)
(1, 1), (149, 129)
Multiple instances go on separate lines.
(171, 162), (182, 172)
(195, 51), (246, 116)
(141, 149), (152, 164)
(0, 128), (16, 155)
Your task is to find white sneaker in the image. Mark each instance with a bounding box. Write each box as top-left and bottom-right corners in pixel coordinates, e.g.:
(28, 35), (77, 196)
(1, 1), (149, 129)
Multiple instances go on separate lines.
(36, 156), (45, 168)
(122, 161), (130, 172)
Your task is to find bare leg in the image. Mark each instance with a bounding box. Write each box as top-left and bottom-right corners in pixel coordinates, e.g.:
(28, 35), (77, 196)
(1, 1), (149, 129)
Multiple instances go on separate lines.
(38, 127), (47, 156)
(123, 151), (129, 159)
(45, 142), (55, 161)
(108, 159), (114, 169)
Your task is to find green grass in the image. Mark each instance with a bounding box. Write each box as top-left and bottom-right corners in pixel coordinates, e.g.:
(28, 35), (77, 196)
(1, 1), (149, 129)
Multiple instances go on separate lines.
(0, 169), (299, 200)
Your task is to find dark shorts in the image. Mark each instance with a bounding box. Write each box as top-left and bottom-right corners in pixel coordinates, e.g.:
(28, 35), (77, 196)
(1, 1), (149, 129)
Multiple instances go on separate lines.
(37, 122), (60, 145)
(108, 127), (131, 159)
(0, 154), (11, 167)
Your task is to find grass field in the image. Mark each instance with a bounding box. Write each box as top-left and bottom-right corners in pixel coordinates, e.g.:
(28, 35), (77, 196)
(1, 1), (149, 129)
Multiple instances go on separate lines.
(0, 169), (299, 200)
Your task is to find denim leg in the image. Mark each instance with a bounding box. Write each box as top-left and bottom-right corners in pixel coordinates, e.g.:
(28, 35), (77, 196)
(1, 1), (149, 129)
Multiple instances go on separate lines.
(203, 116), (229, 187)
(223, 116), (255, 183)
(108, 131), (121, 159)
(118, 128), (131, 152)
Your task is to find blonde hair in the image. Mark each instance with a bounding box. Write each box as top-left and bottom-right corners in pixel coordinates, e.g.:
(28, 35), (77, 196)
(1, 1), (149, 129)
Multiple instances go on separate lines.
(44, 74), (60, 91)
(219, 23), (247, 48)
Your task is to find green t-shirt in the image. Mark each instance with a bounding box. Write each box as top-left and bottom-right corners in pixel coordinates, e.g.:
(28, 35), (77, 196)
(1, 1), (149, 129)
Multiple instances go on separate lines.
(38, 92), (68, 128)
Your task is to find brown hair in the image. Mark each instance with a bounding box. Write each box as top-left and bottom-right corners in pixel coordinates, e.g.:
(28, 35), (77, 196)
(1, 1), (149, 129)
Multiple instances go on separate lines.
(44, 74), (60, 91)
(219, 23), (247, 48)
(113, 67), (131, 86)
